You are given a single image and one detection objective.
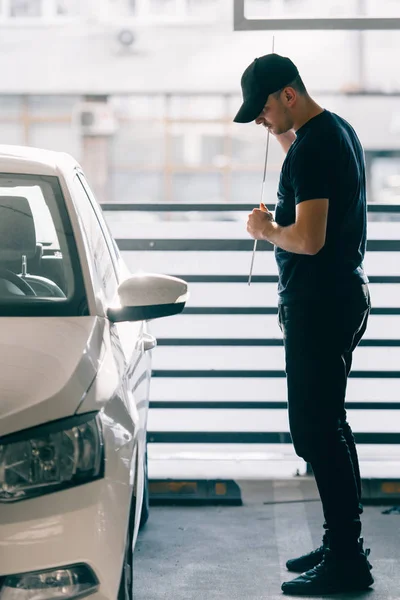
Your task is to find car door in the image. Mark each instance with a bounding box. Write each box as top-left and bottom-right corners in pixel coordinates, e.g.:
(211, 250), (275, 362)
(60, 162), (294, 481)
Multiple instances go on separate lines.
(73, 172), (152, 452)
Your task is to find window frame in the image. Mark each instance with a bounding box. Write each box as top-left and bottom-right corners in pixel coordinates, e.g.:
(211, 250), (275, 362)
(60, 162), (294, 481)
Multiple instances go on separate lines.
(234, 0), (400, 30)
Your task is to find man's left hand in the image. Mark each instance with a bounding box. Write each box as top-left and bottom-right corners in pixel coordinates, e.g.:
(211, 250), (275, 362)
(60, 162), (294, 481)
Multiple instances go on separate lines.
(247, 205), (275, 241)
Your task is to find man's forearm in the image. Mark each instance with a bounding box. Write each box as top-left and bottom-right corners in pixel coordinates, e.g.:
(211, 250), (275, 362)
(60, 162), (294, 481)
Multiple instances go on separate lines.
(264, 221), (313, 255)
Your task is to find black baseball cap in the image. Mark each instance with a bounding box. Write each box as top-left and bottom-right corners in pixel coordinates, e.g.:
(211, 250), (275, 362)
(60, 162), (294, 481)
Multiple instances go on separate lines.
(234, 53), (299, 123)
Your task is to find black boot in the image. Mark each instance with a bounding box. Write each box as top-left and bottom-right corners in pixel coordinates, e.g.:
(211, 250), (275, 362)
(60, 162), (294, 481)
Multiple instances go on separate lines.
(286, 533), (373, 573)
(282, 544), (374, 596)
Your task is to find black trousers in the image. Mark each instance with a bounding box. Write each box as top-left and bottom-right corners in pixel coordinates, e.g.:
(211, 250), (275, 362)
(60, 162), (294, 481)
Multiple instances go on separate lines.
(278, 283), (371, 552)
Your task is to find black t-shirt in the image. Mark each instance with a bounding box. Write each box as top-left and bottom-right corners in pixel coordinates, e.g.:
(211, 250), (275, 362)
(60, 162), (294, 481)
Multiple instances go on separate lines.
(274, 109), (369, 305)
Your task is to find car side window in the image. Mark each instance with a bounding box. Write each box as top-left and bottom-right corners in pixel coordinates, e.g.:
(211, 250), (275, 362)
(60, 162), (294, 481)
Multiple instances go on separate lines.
(77, 173), (121, 274)
(72, 175), (118, 304)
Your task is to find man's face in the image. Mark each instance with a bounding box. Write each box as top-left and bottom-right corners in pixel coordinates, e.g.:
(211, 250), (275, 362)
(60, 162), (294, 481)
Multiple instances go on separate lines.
(255, 92), (294, 135)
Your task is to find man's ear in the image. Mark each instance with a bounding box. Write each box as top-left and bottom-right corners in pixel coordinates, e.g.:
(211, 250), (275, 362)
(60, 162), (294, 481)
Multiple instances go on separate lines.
(284, 88), (294, 103)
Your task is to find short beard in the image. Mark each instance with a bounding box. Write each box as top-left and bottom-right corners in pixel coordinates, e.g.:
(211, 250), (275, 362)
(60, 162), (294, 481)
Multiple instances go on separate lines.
(274, 124), (293, 135)
(274, 105), (293, 135)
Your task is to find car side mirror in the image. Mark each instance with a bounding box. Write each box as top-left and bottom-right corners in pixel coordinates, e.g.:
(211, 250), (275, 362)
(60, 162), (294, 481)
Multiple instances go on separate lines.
(107, 273), (189, 323)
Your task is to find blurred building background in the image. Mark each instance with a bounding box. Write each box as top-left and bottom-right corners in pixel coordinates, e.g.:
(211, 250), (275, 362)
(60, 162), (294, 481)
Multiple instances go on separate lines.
(1, 0), (400, 207)
(2, 0), (400, 480)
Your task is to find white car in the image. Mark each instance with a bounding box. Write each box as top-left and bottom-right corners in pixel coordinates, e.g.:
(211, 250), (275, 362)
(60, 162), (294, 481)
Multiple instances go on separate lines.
(0, 146), (188, 600)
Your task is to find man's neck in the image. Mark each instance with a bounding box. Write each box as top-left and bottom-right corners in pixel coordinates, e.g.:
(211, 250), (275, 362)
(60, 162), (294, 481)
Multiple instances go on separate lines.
(292, 99), (324, 132)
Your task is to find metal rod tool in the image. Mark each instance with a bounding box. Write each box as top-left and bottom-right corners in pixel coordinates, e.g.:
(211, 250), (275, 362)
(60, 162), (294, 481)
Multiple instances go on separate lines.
(248, 35), (275, 286)
(248, 129), (270, 285)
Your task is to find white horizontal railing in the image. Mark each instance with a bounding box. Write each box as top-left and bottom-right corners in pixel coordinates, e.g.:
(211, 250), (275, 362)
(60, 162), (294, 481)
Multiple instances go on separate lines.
(103, 202), (400, 479)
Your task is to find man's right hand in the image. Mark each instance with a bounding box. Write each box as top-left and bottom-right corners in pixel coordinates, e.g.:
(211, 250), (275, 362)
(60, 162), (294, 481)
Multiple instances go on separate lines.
(260, 203), (274, 221)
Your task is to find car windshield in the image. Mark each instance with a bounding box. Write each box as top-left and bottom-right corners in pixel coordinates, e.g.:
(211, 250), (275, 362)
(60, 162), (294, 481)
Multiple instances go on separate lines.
(0, 173), (87, 316)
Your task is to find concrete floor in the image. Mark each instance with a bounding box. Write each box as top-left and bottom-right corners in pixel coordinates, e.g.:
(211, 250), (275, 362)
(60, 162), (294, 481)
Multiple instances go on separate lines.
(133, 479), (400, 600)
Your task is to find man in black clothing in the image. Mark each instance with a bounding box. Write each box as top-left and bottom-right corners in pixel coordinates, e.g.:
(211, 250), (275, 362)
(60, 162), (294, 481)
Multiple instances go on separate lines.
(234, 53), (374, 595)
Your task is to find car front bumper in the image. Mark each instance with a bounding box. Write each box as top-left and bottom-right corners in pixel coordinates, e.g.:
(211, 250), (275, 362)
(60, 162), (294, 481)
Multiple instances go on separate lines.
(0, 476), (131, 600)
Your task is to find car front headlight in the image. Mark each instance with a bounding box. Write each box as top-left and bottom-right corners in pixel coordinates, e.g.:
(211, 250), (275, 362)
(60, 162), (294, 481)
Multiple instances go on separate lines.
(0, 564), (99, 600)
(0, 412), (104, 503)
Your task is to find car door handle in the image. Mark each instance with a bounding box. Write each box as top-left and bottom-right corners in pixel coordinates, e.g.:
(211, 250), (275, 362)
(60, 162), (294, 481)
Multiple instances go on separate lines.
(143, 333), (157, 352)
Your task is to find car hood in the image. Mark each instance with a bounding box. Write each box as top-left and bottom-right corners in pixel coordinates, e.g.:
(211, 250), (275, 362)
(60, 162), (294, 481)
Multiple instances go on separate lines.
(0, 317), (105, 438)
